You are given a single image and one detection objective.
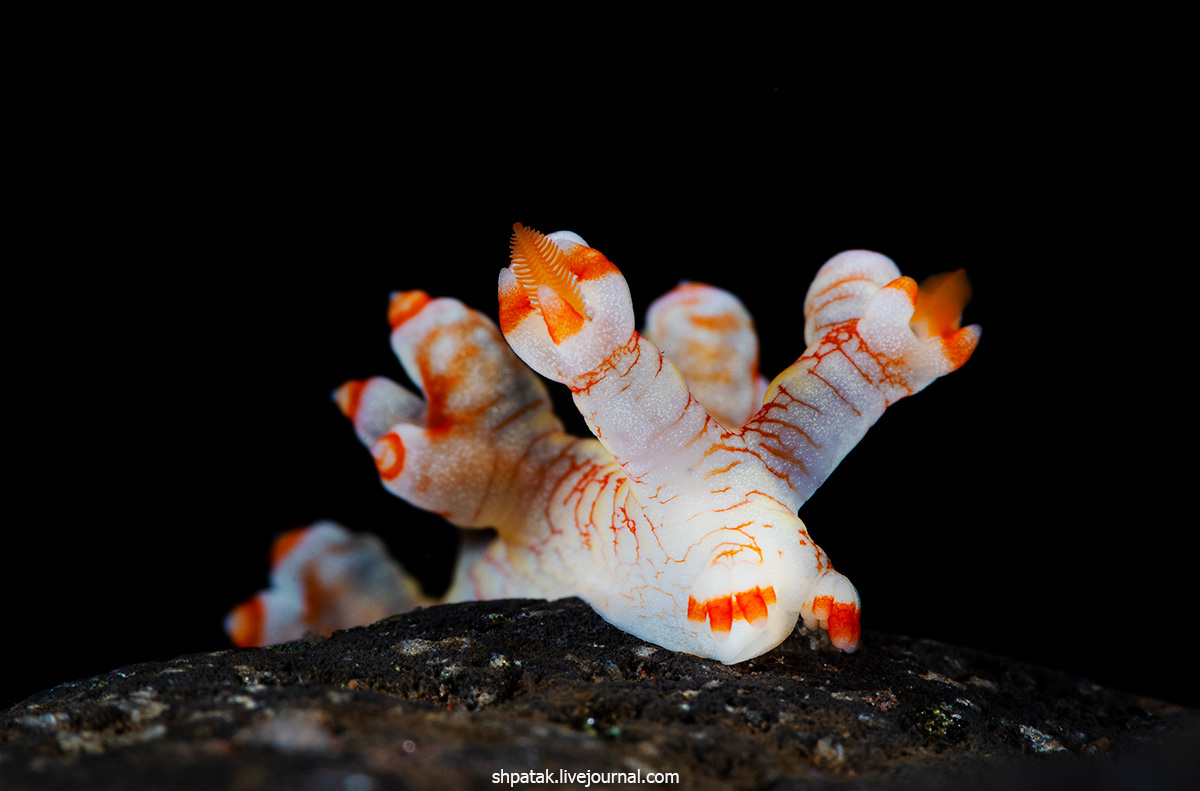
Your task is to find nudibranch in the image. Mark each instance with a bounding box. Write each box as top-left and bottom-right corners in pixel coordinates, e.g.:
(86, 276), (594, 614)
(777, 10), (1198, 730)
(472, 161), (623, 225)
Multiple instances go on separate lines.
(227, 224), (980, 664)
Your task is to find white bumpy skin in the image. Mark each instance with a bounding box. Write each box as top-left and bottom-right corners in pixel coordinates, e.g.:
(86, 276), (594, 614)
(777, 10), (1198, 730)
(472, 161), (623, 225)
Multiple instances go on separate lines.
(227, 225), (980, 664)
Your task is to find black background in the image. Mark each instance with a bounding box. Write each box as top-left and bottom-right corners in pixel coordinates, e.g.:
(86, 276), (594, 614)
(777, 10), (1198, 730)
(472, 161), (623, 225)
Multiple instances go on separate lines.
(6, 78), (1189, 710)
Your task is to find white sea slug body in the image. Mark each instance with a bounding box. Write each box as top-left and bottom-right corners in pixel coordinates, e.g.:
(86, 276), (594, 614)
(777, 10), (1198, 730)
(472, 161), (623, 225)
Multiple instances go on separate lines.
(227, 225), (980, 663)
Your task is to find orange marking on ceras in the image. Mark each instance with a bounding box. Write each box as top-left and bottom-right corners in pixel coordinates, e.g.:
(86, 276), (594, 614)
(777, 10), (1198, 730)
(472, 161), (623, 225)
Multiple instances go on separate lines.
(743, 419), (811, 463)
(226, 597), (264, 648)
(808, 360), (866, 416)
(738, 388), (823, 484)
(498, 274), (537, 336)
(678, 338), (738, 385)
(388, 290), (432, 329)
(611, 489), (641, 563)
(674, 282), (709, 296)
(412, 322), (492, 432)
(940, 326), (978, 370)
(491, 396), (549, 432)
(713, 541), (763, 563)
(298, 564), (361, 636)
(560, 457), (618, 551)
(301, 565), (327, 625)
(687, 311), (744, 332)
(804, 274), (881, 322)
(541, 290), (587, 344)
(333, 379), (366, 420)
(809, 274), (880, 300)
(807, 311), (916, 402)
(529, 438), (603, 545)
(881, 275), (918, 304)
(811, 594), (861, 649)
(707, 520), (765, 565)
(270, 527), (310, 567)
(374, 432), (405, 480)
(768, 383), (824, 417)
(687, 586), (777, 632)
(561, 238), (622, 283)
(701, 436), (776, 482)
(568, 331), (642, 396)
(704, 458), (745, 477)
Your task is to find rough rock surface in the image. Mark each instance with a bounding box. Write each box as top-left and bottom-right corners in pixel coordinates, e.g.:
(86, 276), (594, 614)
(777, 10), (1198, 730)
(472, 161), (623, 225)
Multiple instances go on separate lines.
(2, 598), (1196, 790)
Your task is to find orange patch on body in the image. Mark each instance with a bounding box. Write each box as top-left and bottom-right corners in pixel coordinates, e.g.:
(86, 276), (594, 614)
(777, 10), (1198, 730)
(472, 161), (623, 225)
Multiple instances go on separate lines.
(687, 585), (777, 632)
(374, 432), (405, 480)
(388, 290), (432, 329)
(227, 597), (264, 648)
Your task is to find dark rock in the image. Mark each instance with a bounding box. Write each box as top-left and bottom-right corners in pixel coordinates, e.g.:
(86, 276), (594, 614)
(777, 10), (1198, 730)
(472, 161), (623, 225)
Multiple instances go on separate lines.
(2, 598), (1196, 790)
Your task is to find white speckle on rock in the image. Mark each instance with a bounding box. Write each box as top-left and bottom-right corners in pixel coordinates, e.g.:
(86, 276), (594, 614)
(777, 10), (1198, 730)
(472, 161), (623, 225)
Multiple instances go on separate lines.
(1019, 724), (1066, 753)
(17, 712), (69, 729)
(236, 709), (336, 755)
(815, 737), (846, 766)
